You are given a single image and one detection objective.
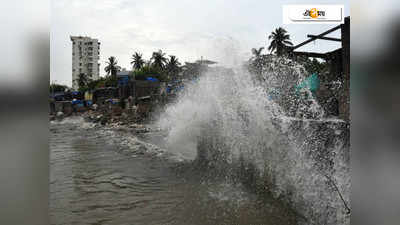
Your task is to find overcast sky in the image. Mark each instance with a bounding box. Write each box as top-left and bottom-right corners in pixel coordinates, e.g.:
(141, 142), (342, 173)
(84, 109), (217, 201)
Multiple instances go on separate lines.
(51, 0), (349, 86)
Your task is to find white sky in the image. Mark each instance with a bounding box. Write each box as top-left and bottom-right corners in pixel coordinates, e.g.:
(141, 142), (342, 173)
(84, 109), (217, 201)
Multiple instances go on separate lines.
(51, 0), (350, 86)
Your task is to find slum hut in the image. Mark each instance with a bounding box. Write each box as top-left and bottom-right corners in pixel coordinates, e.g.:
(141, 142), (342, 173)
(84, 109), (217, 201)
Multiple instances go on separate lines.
(92, 87), (119, 106)
(117, 70), (135, 101)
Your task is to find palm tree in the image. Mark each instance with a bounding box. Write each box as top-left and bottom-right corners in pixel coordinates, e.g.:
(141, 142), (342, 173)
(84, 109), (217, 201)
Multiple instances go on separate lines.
(130, 52), (145, 70)
(151, 50), (167, 69)
(268, 27), (293, 56)
(166, 55), (181, 80)
(250, 47), (265, 75)
(166, 55), (181, 71)
(104, 56), (121, 79)
(251, 47), (264, 60)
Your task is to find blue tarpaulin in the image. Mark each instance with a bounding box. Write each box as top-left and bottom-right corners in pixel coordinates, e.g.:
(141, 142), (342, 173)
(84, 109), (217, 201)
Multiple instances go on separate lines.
(265, 73), (320, 100)
(146, 77), (159, 82)
(295, 73), (320, 95)
(72, 99), (82, 105)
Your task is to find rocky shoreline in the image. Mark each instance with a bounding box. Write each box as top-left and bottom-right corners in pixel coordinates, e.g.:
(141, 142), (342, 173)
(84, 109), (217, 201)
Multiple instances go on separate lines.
(50, 104), (158, 132)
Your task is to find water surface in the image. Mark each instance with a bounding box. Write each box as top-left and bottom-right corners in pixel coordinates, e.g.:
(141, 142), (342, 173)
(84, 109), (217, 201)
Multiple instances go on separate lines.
(50, 119), (296, 225)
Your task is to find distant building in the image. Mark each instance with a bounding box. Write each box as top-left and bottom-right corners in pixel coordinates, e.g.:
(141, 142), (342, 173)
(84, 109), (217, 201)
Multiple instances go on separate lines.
(116, 68), (131, 77)
(70, 36), (100, 90)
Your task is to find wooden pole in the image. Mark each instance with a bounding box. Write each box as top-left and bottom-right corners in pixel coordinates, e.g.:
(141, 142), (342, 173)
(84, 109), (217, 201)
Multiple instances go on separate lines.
(339, 16), (350, 121)
(292, 51), (329, 59)
(291, 24), (342, 50)
(306, 35), (341, 42)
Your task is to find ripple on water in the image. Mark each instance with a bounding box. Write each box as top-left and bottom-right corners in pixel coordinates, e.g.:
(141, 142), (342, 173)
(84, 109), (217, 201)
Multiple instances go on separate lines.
(50, 119), (298, 225)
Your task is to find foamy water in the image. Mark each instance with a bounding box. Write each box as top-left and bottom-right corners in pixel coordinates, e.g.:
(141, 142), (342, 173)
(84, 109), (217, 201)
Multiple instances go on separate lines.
(157, 56), (350, 225)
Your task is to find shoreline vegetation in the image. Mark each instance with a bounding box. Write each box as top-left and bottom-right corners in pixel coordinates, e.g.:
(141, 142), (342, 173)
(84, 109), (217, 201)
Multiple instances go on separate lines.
(51, 27), (329, 96)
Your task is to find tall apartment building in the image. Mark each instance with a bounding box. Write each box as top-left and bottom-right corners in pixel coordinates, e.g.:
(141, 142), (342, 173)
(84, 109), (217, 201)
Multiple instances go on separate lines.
(70, 36), (100, 90)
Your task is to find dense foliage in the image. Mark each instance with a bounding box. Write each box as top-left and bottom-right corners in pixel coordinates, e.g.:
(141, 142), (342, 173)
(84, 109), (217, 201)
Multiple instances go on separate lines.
(49, 84), (69, 93)
(133, 65), (167, 81)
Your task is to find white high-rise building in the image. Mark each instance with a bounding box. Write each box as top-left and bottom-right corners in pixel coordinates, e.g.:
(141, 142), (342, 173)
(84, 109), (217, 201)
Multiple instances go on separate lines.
(70, 36), (100, 90)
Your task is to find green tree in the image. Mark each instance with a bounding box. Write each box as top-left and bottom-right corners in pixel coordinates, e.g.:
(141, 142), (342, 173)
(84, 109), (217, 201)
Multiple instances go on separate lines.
(130, 52), (145, 70)
(151, 50), (167, 69)
(303, 58), (329, 77)
(133, 65), (166, 82)
(86, 78), (104, 91)
(104, 56), (121, 79)
(165, 55), (181, 81)
(75, 73), (89, 91)
(104, 56), (121, 86)
(49, 83), (68, 93)
(268, 27), (293, 56)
